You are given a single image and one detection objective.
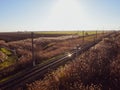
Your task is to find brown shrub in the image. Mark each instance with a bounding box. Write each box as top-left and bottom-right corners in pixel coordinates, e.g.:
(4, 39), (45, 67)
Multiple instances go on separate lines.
(27, 35), (119, 90)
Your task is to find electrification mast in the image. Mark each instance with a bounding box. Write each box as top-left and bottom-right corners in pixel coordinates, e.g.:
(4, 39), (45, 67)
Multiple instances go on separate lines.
(31, 32), (35, 66)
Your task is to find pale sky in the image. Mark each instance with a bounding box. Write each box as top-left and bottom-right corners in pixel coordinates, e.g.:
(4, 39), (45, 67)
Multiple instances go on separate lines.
(0, 0), (120, 32)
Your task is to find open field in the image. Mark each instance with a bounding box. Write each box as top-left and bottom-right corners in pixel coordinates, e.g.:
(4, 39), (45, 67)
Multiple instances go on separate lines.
(0, 31), (117, 90)
(0, 32), (67, 42)
(37, 31), (103, 35)
(0, 31), (103, 42)
(0, 31), (105, 81)
(27, 32), (120, 90)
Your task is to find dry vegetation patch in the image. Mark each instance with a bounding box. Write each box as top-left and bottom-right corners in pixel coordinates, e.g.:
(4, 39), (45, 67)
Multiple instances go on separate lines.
(27, 35), (120, 90)
(0, 34), (105, 81)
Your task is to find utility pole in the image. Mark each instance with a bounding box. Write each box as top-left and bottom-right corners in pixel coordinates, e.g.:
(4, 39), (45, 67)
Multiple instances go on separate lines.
(96, 30), (97, 41)
(82, 30), (84, 44)
(31, 32), (35, 66)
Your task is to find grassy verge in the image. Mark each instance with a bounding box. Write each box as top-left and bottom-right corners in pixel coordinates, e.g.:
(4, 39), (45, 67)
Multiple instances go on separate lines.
(0, 47), (18, 70)
(0, 56), (18, 70)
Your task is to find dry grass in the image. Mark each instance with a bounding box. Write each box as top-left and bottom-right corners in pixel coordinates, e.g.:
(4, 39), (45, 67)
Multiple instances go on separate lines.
(27, 34), (120, 90)
(0, 34), (104, 80)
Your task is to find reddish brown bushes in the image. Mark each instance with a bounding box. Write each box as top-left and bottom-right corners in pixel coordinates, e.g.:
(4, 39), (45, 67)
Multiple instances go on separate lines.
(0, 34), (105, 81)
(27, 35), (120, 90)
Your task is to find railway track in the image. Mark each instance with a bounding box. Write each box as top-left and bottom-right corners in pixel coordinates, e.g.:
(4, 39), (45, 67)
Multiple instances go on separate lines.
(0, 32), (115, 90)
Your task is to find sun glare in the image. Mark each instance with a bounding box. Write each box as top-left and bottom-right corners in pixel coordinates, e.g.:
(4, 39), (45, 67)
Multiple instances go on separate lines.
(42, 0), (87, 30)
